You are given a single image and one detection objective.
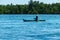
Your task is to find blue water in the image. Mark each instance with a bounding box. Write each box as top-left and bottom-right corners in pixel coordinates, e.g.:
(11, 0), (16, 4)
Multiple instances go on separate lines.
(0, 14), (60, 40)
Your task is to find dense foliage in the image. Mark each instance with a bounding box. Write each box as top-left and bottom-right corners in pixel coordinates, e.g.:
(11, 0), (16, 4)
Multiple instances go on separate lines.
(0, 0), (60, 14)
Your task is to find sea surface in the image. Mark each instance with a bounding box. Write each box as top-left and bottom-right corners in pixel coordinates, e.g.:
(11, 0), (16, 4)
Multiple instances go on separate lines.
(0, 14), (60, 40)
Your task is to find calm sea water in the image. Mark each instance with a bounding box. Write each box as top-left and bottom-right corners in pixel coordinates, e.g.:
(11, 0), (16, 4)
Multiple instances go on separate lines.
(0, 14), (60, 40)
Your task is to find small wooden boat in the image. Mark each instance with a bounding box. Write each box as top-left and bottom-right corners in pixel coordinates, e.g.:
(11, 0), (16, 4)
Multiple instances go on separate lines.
(23, 19), (45, 22)
(23, 16), (45, 22)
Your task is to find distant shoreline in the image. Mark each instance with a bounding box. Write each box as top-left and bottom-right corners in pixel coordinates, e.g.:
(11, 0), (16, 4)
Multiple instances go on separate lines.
(0, 13), (60, 15)
(0, 0), (60, 14)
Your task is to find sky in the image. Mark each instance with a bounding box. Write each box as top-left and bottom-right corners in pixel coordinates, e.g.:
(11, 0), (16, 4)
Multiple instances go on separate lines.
(0, 0), (60, 5)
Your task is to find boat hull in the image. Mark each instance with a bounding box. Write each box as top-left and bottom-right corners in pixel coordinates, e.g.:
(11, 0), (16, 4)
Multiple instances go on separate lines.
(23, 19), (45, 22)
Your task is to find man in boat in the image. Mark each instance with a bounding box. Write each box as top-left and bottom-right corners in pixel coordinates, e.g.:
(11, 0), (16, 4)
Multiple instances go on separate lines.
(23, 15), (45, 22)
(35, 16), (38, 21)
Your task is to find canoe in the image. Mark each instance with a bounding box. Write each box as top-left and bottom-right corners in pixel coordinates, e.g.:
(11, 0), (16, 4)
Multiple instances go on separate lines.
(23, 19), (45, 22)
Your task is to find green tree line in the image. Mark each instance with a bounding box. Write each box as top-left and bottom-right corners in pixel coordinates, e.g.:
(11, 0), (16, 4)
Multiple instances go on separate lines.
(0, 0), (60, 14)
